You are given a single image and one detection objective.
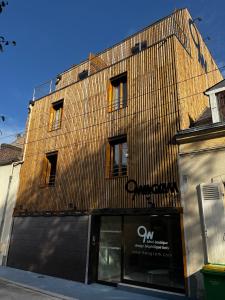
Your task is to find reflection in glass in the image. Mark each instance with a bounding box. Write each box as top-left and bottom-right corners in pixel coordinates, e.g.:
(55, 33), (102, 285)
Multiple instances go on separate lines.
(123, 215), (184, 291)
(98, 216), (122, 283)
(113, 144), (119, 176)
(113, 85), (120, 110)
(121, 142), (127, 175)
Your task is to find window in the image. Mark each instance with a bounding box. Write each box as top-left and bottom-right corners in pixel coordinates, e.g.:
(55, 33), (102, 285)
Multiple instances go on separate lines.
(43, 152), (58, 186)
(217, 91), (225, 122)
(106, 135), (128, 177)
(108, 73), (127, 111)
(49, 100), (63, 131)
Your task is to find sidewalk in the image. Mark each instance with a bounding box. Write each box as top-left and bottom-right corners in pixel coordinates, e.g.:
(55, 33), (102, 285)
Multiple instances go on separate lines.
(0, 267), (188, 300)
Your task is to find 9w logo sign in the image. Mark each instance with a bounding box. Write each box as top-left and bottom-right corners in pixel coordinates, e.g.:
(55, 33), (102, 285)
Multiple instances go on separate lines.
(137, 226), (154, 243)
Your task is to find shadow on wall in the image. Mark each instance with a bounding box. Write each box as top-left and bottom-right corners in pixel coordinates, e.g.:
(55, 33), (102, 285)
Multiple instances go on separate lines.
(179, 140), (225, 298)
(7, 112), (223, 291)
(7, 111), (183, 282)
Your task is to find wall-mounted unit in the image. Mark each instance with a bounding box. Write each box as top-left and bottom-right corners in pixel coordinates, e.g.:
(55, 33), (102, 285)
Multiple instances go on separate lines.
(131, 41), (147, 55)
(197, 182), (225, 264)
(78, 70), (88, 81)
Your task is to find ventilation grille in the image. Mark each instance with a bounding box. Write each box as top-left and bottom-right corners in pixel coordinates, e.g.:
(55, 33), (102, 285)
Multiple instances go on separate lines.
(202, 184), (221, 201)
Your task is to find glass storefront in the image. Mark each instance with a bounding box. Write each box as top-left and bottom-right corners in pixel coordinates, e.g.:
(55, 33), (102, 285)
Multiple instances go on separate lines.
(98, 216), (122, 283)
(97, 213), (184, 292)
(123, 215), (184, 291)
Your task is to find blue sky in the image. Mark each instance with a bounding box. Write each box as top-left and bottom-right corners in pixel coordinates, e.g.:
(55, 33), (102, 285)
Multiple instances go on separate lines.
(0, 0), (225, 143)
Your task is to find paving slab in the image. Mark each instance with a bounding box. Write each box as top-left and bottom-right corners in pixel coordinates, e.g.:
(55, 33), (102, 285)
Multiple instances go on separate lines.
(0, 266), (186, 300)
(0, 279), (69, 300)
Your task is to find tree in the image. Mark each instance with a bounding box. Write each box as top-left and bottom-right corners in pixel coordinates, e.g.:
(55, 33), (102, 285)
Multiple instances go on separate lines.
(0, 1), (8, 13)
(0, 1), (16, 52)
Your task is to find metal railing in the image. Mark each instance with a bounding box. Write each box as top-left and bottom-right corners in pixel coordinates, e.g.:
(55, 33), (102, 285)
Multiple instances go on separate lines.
(32, 79), (56, 100)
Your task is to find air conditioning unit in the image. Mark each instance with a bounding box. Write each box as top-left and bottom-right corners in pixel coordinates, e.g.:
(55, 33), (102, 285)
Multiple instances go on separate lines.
(78, 70), (88, 81)
(131, 40), (147, 55)
(131, 43), (140, 55)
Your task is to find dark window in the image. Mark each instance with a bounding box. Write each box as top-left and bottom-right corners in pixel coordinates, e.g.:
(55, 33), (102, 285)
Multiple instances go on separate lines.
(106, 135), (127, 177)
(78, 70), (88, 81)
(131, 41), (147, 55)
(49, 100), (63, 131)
(216, 91), (225, 122)
(46, 152), (58, 186)
(109, 73), (127, 111)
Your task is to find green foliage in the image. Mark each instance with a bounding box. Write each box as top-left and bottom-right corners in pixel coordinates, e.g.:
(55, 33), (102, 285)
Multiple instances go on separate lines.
(0, 1), (16, 52)
(0, 1), (8, 14)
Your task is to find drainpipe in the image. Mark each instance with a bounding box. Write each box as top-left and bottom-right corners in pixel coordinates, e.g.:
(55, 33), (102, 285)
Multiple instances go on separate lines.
(85, 215), (92, 284)
(23, 100), (34, 161)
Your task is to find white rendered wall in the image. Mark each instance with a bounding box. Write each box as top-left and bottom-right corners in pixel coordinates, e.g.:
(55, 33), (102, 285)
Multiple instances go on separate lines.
(0, 164), (21, 265)
(179, 149), (225, 299)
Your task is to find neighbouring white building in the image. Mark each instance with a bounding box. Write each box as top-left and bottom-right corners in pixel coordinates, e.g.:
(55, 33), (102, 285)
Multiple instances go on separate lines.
(176, 79), (225, 299)
(0, 141), (23, 265)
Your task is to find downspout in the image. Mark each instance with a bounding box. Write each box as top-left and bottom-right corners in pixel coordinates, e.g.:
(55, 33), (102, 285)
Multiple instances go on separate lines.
(22, 100), (34, 161)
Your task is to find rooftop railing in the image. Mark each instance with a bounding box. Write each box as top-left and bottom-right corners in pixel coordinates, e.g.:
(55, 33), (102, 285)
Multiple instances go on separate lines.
(32, 16), (190, 101)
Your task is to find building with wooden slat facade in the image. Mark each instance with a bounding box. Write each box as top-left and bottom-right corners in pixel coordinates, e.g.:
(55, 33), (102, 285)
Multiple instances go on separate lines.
(6, 8), (222, 298)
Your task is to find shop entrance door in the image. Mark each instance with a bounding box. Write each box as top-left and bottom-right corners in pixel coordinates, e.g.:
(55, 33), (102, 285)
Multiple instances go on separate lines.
(97, 216), (122, 283)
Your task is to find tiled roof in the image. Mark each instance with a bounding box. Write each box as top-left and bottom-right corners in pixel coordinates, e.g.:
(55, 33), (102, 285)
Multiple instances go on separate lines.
(11, 134), (25, 149)
(0, 144), (22, 166)
(193, 107), (212, 127)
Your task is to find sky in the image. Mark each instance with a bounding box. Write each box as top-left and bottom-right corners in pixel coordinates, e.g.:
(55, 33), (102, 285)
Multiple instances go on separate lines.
(0, 0), (225, 143)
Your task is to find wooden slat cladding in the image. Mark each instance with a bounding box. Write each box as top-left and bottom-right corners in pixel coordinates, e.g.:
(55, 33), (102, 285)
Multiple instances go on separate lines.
(16, 9), (222, 213)
(174, 9), (223, 129)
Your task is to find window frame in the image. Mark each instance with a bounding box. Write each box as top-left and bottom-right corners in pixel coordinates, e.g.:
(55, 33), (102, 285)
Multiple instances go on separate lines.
(108, 72), (127, 112)
(49, 99), (64, 131)
(216, 91), (225, 122)
(42, 151), (58, 187)
(106, 135), (128, 178)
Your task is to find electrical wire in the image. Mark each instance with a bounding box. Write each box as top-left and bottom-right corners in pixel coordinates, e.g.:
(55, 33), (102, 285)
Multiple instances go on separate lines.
(1, 64), (225, 155)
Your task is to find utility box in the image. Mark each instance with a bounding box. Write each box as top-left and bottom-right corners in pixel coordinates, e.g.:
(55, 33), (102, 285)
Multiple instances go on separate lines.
(201, 264), (225, 300)
(197, 183), (225, 264)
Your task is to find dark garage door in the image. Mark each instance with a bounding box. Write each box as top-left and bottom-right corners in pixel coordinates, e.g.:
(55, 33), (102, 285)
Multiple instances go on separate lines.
(7, 216), (89, 282)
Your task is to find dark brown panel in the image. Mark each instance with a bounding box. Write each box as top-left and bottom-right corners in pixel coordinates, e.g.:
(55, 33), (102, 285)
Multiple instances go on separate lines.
(7, 216), (89, 282)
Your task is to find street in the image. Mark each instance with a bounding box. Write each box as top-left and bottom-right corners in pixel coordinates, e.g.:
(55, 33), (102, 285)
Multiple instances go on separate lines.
(0, 280), (69, 300)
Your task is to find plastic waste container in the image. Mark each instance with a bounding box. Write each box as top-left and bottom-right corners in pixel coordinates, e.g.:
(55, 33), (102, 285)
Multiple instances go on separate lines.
(201, 264), (225, 300)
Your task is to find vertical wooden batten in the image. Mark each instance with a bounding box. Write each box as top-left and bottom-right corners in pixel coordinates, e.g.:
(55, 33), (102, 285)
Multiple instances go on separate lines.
(16, 8), (222, 213)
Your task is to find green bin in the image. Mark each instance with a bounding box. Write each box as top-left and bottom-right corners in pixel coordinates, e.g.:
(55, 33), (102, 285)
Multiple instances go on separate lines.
(201, 264), (225, 300)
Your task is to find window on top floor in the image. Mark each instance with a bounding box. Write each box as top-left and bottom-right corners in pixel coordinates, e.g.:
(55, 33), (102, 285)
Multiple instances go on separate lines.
(49, 99), (63, 131)
(108, 73), (127, 112)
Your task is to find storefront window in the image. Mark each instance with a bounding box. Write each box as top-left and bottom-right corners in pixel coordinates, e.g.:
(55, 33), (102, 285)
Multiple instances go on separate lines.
(123, 215), (184, 291)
